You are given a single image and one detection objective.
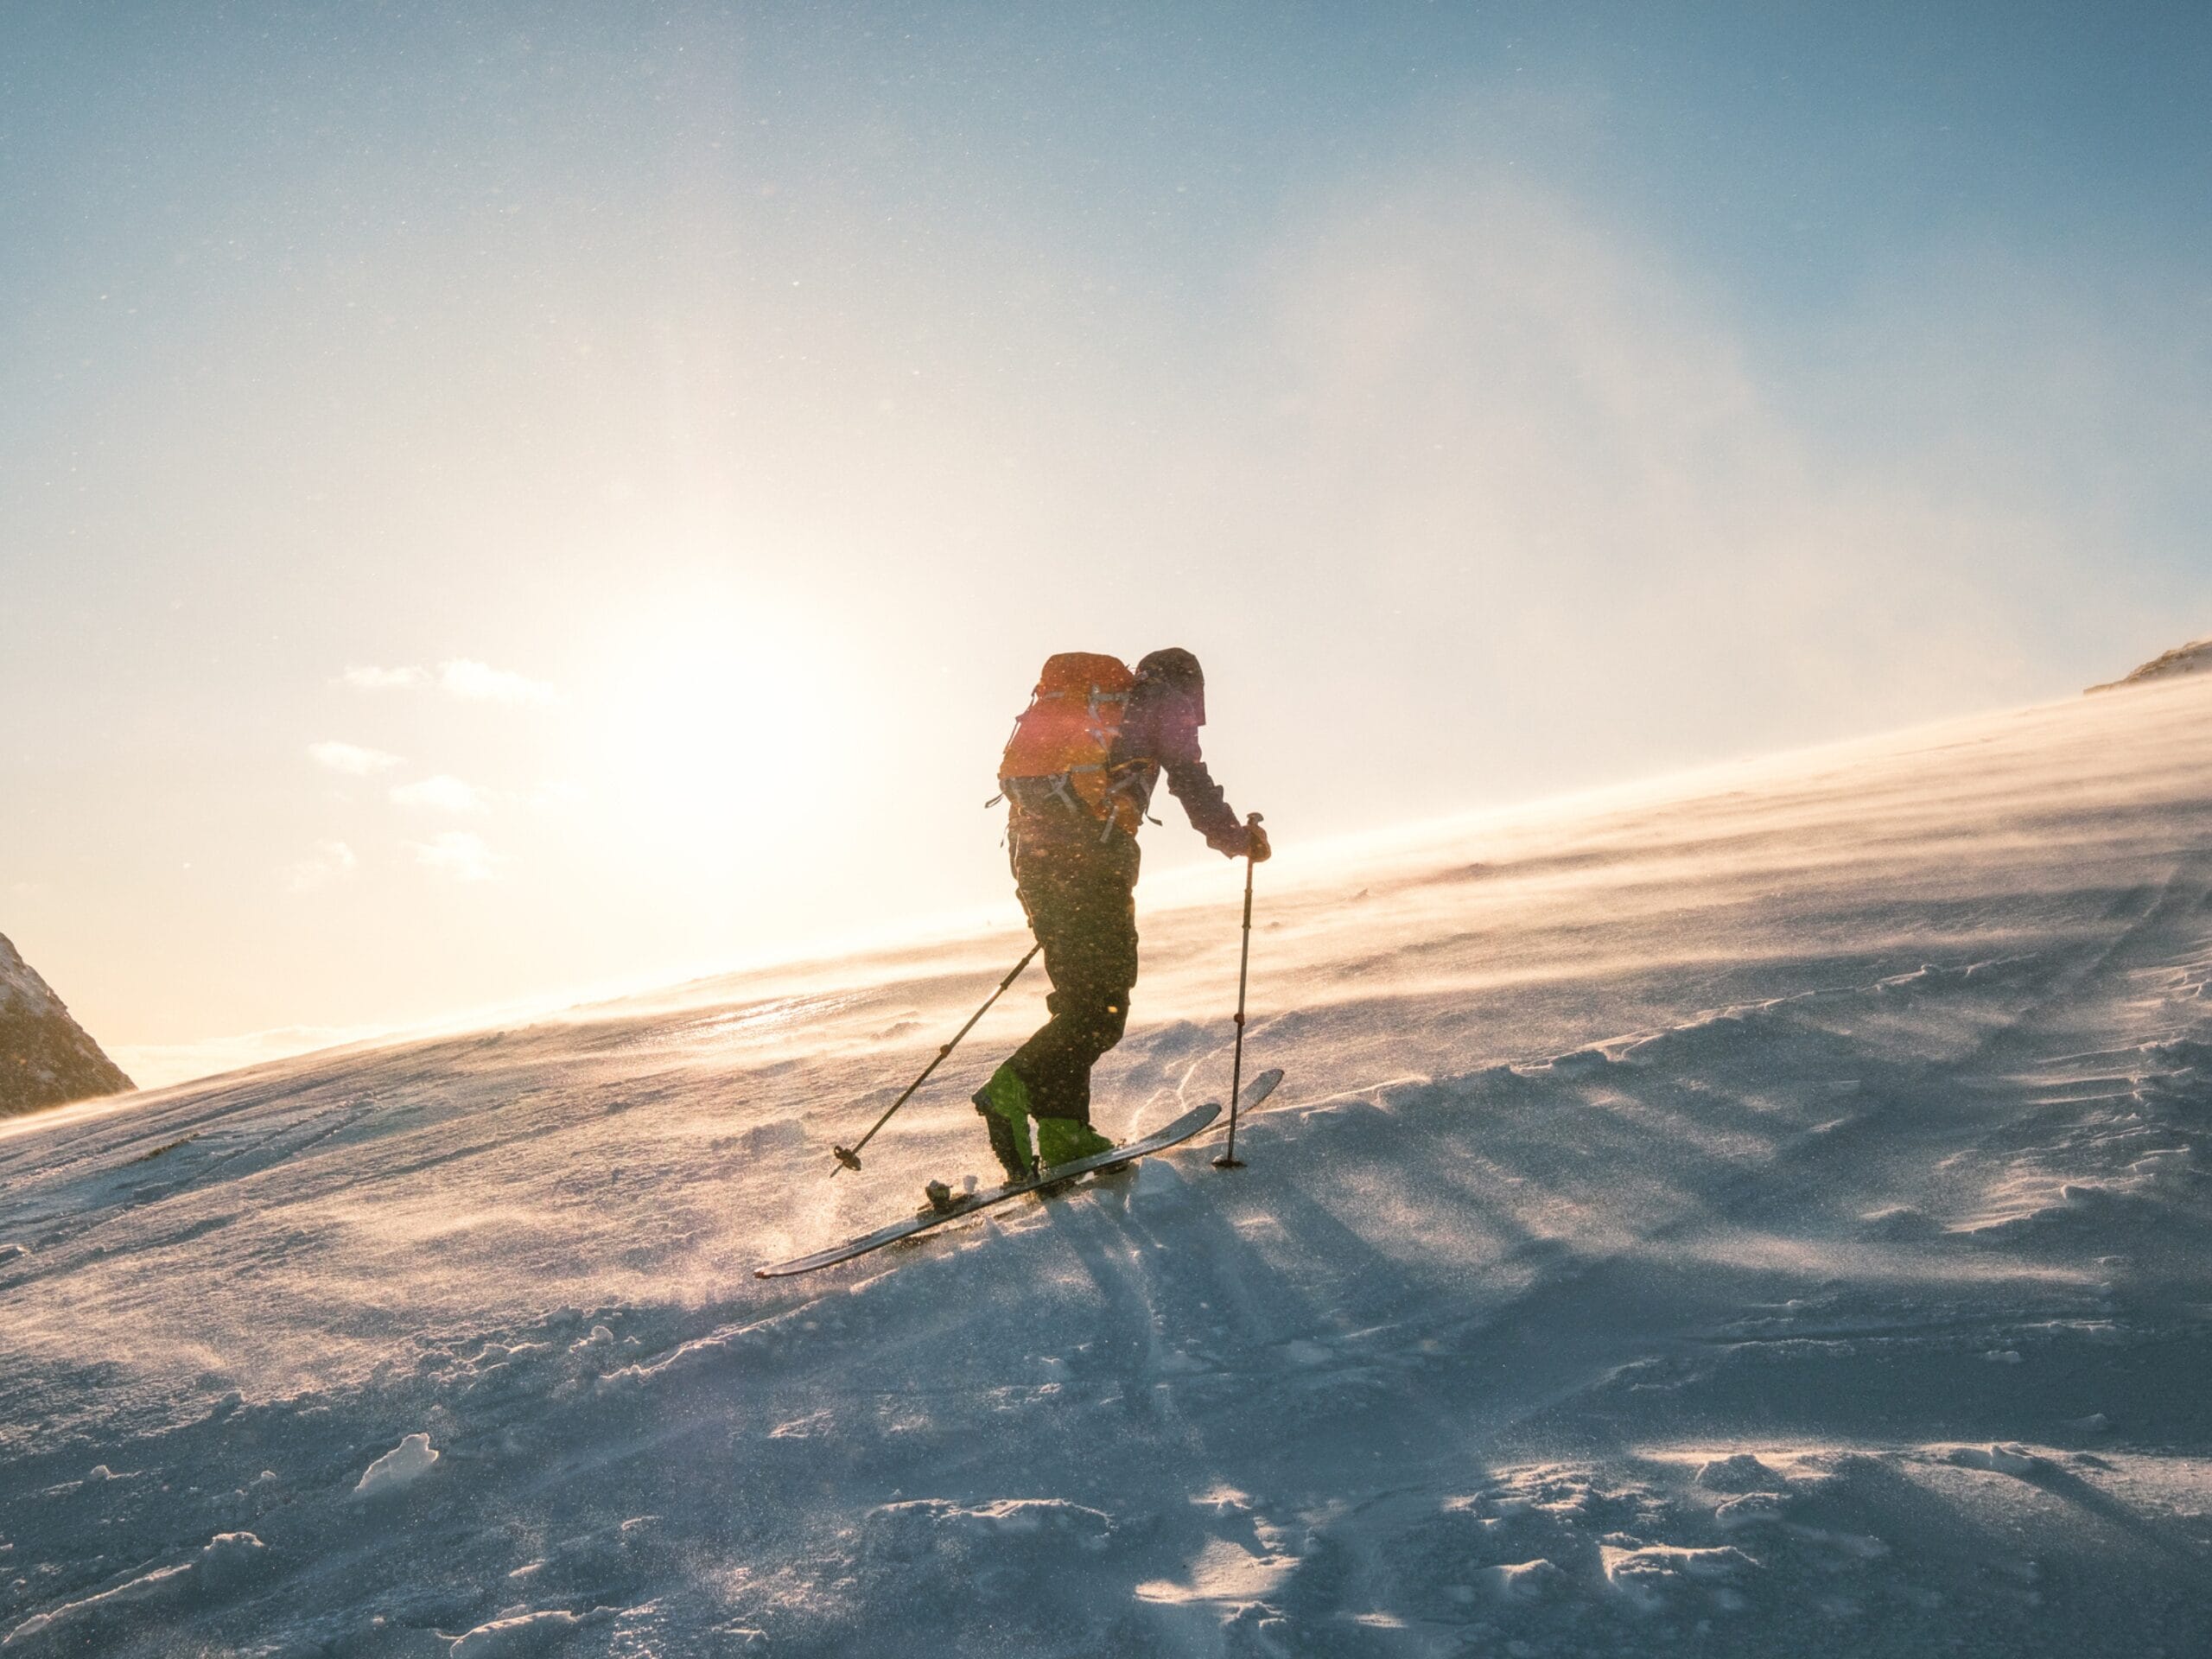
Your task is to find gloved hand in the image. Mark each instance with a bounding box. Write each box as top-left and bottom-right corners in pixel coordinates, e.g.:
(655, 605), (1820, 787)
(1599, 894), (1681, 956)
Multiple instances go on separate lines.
(1212, 819), (1271, 861)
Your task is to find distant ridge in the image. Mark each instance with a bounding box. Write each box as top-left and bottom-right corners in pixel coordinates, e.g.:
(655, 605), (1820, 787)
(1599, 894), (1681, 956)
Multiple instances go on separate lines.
(0, 931), (133, 1116)
(2088, 633), (2212, 693)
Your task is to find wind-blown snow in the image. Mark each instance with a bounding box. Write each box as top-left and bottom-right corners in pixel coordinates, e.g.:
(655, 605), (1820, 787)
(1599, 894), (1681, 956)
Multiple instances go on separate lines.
(3, 677), (2211, 1654)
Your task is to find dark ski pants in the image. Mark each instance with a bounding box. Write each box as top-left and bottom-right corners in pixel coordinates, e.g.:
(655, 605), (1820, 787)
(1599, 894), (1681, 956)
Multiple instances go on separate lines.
(1004, 832), (1140, 1125)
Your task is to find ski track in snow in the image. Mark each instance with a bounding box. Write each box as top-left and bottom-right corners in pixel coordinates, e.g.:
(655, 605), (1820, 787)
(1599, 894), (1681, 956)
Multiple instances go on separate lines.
(3, 680), (2212, 1655)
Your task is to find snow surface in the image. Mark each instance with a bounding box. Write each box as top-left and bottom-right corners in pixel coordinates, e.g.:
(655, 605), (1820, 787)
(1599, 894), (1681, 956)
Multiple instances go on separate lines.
(354, 1434), (441, 1499)
(4, 677), (2212, 1655)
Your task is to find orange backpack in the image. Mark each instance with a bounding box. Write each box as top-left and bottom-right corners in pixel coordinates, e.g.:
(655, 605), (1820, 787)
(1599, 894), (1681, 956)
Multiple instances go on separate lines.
(998, 652), (1145, 834)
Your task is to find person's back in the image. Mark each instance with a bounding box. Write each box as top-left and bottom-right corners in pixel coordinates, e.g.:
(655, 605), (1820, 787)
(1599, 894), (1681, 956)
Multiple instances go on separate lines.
(972, 647), (1269, 1180)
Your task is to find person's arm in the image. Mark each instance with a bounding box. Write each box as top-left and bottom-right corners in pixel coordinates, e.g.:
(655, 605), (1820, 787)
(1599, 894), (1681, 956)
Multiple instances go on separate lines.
(1163, 750), (1242, 850)
(1157, 721), (1266, 859)
(1119, 676), (1268, 859)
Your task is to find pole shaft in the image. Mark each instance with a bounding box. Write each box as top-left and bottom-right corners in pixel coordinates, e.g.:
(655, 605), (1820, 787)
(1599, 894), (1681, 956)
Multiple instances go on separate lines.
(1218, 813), (1261, 1166)
(833, 943), (1039, 1173)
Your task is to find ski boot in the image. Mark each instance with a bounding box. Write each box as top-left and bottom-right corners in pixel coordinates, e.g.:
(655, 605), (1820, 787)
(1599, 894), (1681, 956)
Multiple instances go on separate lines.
(972, 1065), (1038, 1183)
(1034, 1114), (1115, 1171)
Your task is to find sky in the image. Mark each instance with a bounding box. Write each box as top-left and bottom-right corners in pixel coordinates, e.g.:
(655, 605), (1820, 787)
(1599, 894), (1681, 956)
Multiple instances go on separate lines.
(3, 2), (2209, 1085)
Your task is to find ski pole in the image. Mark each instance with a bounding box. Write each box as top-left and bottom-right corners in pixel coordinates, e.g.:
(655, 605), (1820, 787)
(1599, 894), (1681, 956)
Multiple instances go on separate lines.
(831, 943), (1040, 1176)
(1214, 812), (1263, 1170)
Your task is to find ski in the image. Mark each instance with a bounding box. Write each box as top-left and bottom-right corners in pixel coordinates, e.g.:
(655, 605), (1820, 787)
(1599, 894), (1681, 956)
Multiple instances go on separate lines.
(756, 1070), (1281, 1280)
(1234, 1065), (1283, 1116)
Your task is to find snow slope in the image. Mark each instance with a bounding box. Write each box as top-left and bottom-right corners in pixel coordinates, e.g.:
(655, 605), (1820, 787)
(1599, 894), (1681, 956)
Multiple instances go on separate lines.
(3, 675), (2211, 1656)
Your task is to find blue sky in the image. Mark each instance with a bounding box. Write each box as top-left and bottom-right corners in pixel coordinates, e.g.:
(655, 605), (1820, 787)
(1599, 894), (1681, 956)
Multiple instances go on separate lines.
(3, 3), (2207, 1075)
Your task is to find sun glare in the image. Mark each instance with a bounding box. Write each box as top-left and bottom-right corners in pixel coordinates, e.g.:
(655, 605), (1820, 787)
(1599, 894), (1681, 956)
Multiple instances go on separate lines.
(576, 588), (857, 866)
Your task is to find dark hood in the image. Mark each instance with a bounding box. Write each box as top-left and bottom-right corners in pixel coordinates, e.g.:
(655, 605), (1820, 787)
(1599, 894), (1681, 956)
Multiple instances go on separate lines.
(1134, 647), (1205, 727)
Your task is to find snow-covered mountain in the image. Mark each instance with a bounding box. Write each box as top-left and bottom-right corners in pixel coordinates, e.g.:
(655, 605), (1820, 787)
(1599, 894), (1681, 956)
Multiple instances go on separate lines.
(3, 677), (2211, 1656)
(0, 932), (131, 1116)
(2088, 632), (2212, 691)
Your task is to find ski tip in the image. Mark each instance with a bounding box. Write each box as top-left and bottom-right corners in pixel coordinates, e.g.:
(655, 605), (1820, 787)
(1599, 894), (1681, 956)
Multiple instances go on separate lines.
(1239, 1067), (1285, 1111)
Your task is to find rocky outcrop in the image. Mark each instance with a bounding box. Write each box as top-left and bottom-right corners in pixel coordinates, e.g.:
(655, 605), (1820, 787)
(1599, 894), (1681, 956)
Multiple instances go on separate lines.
(2088, 634), (2212, 693)
(0, 932), (132, 1116)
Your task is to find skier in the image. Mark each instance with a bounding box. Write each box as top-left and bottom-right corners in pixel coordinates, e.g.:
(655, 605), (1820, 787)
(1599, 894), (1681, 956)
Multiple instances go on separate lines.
(970, 647), (1269, 1179)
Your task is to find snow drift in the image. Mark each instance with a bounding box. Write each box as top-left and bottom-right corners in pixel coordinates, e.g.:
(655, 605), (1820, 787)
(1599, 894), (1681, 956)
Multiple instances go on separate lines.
(3, 674), (2210, 1655)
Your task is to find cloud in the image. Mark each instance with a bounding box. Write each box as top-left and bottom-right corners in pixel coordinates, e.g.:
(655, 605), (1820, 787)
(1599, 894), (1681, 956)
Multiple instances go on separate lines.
(284, 840), (359, 892)
(340, 665), (432, 690)
(438, 658), (556, 704)
(410, 830), (498, 881)
(338, 659), (555, 703)
(308, 741), (403, 775)
(390, 774), (488, 814)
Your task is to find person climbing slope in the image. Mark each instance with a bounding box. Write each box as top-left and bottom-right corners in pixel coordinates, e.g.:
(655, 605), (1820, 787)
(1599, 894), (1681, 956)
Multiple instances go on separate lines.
(971, 648), (1269, 1180)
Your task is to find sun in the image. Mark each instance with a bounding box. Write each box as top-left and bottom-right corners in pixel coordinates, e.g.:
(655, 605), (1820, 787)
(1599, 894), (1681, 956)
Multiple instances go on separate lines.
(575, 584), (855, 861)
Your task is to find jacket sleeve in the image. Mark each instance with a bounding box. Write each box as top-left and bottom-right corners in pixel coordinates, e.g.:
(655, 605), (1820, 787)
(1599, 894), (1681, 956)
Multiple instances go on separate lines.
(1159, 726), (1243, 848)
(1118, 685), (1245, 849)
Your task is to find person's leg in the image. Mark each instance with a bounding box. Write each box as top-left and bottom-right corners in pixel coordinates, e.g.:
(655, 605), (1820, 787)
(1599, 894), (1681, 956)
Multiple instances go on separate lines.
(1011, 838), (1137, 1164)
(976, 836), (1140, 1175)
